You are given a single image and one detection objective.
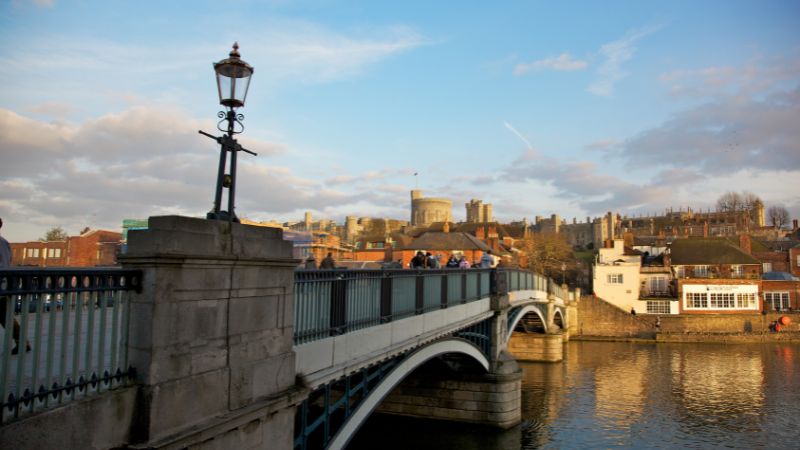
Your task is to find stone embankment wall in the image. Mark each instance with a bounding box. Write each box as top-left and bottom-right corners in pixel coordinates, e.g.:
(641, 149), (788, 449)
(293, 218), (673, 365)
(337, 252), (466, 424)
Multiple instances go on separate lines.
(659, 312), (799, 334)
(576, 295), (656, 338)
(577, 295), (800, 340)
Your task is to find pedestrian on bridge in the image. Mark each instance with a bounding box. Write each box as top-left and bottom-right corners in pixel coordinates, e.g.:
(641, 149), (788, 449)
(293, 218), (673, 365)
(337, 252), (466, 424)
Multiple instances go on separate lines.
(320, 252), (336, 269)
(0, 217), (28, 354)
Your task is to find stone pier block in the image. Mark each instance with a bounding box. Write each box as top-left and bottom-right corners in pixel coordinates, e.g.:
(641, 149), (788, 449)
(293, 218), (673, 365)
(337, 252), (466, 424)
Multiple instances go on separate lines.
(507, 332), (563, 362)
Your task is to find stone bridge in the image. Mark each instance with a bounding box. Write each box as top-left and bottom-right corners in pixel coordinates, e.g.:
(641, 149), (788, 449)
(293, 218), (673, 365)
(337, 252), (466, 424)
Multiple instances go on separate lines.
(0, 216), (577, 450)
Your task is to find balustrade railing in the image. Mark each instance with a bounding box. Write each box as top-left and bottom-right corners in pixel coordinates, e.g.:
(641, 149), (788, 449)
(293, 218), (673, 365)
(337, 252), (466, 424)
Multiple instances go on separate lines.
(0, 268), (141, 423)
(294, 268), (496, 345)
(294, 268), (565, 345)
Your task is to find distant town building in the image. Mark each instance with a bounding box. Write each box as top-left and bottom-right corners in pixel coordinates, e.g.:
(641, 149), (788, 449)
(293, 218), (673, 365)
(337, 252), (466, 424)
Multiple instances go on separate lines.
(465, 199), (493, 223)
(534, 212), (617, 250)
(11, 228), (123, 267)
(410, 190), (452, 228)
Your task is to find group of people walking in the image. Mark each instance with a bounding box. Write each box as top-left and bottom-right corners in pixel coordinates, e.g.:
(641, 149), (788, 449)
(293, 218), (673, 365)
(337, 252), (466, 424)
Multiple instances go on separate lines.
(411, 250), (498, 269)
(302, 250), (501, 270)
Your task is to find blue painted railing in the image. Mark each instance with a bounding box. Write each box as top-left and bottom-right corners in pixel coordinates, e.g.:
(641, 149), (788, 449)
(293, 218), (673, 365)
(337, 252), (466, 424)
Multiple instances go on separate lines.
(0, 268), (141, 423)
(294, 267), (564, 345)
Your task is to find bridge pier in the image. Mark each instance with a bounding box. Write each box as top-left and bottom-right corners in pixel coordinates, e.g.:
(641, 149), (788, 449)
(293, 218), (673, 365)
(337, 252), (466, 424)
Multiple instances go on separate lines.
(374, 291), (522, 430)
(121, 216), (303, 450)
(507, 333), (563, 362)
(377, 350), (522, 429)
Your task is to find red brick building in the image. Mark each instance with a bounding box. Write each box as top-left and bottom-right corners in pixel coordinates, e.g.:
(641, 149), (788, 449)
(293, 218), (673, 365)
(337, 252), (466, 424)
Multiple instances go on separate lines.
(762, 278), (800, 311)
(790, 245), (800, 277)
(10, 229), (123, 267)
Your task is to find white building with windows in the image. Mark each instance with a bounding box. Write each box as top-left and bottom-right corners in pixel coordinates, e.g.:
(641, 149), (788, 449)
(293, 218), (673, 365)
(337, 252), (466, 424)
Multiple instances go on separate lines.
(678, 280), (760, 313)
(593, 239), (643, 313)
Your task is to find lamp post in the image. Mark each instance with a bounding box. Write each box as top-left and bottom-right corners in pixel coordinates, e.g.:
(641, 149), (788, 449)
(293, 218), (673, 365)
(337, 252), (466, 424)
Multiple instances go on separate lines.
(200, 42), (257, 222)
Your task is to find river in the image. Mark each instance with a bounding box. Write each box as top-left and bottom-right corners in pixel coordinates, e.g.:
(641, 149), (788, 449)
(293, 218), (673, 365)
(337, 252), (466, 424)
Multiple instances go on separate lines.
(348, 341), (800, 449)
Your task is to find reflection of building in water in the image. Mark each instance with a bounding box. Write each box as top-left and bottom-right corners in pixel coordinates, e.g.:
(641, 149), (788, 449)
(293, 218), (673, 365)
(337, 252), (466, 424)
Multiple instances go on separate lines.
(671, 349), (764, 417)
(593, 354), (646, 427)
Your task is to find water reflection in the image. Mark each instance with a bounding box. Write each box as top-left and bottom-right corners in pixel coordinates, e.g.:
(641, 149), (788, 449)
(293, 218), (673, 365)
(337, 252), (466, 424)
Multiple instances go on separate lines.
(349, 342), (800, 449)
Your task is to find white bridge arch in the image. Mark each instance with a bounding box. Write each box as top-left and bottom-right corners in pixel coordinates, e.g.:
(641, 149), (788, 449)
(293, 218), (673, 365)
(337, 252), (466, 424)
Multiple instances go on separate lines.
(327, 338), (489, 450)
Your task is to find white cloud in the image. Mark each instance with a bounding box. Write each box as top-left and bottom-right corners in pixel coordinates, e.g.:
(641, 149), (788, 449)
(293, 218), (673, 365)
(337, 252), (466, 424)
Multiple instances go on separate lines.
(621, 88), (800, 174)
(0, 21), (431, 122)
(0, 106), (425, 241)
(497, 55), (800, 219)
(659, 55), (800, 99)
(585, 139), (620, 151)
(514, 53), (588, 75)
(587, 25), (661, 97)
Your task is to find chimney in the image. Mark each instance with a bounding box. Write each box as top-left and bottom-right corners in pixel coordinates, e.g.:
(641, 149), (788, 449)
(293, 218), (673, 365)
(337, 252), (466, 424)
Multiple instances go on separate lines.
(703, 220), (709, 238)
(623, 232), (634, 248)
(443, 222), (450, 233)
(476, 226), (485, 240)
(739, 234), (751, 254)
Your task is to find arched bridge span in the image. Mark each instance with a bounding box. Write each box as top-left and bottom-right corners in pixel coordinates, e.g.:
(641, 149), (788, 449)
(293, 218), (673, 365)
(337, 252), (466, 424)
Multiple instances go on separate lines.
(292, 267), (575, 450)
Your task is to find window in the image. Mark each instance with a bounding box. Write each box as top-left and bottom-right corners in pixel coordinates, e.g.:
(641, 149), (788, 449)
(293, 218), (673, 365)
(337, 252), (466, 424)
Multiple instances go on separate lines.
(54, 248), (61, 258)
(647, 301), (671, 314)
(736, 293), (757, 309)
(693, 265), (709, 277)
(730, 265), (744, 277)
(762, 262), (773, 273)
(764, 292), (790, 311)
(607, 274), (624, 284)
(709, 292), (735, 308)
(686, 290), (758, 310)
(649, 276), (667, 294)
(675, 266), (685, 278)
(686, 292), (708, 309)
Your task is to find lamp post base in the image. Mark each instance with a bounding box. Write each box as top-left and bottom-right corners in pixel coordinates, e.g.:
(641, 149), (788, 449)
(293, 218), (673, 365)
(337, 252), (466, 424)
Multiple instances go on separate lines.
(207, 210), (239, 222)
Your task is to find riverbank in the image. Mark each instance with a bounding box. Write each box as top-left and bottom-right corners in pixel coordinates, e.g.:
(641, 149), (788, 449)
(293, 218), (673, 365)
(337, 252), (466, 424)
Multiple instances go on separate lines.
(573, 331), (800, 344)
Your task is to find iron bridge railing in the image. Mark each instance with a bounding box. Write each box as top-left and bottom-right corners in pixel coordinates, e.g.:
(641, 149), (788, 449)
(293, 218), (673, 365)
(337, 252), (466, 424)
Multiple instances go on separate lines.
(293, 267), (559, 345)
(0, 268), (142, 423)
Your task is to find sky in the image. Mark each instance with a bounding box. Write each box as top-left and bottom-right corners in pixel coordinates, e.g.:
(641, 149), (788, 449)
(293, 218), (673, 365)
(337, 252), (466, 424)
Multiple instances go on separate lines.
(1, 0), (799, 242)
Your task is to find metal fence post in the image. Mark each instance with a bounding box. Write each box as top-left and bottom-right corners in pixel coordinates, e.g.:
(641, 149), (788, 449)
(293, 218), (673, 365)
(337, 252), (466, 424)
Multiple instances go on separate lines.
(415, 272), (424, 314)
(380, 272), (392, 323)
(440, 272), (448, 309)
(461, 272), (467, 304)
(330, 273), (347, 336)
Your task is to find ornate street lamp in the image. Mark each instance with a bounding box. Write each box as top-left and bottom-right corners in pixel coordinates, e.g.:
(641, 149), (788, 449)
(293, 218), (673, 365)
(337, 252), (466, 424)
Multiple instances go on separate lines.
(200, 42), (257, 222)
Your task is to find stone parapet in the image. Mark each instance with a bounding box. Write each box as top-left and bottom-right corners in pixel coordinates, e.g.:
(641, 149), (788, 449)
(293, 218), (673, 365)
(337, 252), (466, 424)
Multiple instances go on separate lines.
(119, 216), (299, 447)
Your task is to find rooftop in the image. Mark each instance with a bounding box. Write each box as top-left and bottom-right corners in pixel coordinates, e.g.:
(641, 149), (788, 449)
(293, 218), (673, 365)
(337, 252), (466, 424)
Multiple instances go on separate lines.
(669, 238), (760, 265)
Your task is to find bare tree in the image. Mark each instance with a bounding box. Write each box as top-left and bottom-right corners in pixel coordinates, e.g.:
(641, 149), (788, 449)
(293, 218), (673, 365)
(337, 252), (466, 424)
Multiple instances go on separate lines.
(767, 205), (790, 229)
(716, 191), (743, 212)
(42, 227), (69, 241)
(716, 191), (762, 213)
(517, 232), (574, 280)
(741, 191), (761, 210)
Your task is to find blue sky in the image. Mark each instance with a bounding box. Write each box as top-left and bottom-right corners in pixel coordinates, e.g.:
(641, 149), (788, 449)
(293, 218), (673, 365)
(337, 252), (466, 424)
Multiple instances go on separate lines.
(1, 0), (799, 241)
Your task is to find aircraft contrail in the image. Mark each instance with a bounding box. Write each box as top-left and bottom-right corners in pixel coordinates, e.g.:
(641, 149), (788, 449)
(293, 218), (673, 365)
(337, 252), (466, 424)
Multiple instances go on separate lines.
(504, 122), (534, 151)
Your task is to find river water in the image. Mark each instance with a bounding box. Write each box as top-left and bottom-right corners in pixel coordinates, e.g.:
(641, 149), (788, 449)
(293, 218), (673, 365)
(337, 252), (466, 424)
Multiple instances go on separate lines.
(348, 341), (800, 449)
